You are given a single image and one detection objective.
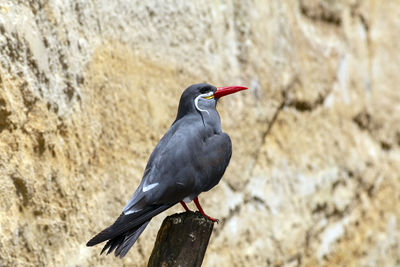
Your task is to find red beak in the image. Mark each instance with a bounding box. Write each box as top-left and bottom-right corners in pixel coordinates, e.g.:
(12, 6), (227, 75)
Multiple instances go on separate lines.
(214, 86), (248, 99)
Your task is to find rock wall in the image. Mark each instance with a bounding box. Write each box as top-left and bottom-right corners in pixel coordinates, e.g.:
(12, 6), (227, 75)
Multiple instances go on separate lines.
(0, 0), (399, 266)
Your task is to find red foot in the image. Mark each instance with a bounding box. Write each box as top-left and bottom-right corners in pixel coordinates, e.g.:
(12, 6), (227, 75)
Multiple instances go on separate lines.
(194, 197), (219, 223)
(180, 201), (190, 211)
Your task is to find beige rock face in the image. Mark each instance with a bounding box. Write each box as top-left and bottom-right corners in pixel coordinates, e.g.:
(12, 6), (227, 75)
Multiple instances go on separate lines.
(0, 0), (399, 266)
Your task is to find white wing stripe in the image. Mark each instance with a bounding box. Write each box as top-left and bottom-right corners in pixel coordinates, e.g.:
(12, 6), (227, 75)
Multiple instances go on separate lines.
(143, 183), (159, 192)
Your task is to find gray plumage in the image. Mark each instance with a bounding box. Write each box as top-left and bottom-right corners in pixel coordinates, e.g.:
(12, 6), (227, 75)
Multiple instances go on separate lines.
(87, 84), (235, 257)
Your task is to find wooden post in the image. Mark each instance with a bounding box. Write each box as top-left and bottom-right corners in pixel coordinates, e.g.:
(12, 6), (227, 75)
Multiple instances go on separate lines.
(147, 211), (214, 267)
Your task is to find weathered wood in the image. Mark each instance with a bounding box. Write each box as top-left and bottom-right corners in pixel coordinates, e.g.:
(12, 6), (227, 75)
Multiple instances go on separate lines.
(148, 211), (214, 267)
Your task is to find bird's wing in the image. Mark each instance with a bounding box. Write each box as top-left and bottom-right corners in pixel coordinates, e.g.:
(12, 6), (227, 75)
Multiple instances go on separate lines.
(122, 116), (232, 214)
(121, 122), (182, 213)
(122, 123), (198, 212)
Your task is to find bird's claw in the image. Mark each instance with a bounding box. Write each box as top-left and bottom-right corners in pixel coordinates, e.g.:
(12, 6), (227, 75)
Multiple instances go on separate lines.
(203, 214), (219, 223)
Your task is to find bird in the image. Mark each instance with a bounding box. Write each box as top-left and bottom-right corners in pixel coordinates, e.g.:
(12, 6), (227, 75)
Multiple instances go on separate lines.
(86, 83), (248, 258)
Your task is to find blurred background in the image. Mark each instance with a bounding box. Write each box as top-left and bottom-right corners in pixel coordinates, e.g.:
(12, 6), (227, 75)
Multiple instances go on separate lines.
(0, 0), (399, 266)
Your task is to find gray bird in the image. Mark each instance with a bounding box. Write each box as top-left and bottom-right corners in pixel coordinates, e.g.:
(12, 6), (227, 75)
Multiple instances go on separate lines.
(86, 83), (247, 257)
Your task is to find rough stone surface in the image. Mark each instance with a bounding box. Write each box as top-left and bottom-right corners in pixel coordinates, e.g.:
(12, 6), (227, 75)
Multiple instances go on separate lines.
(0, 0), (399, 266)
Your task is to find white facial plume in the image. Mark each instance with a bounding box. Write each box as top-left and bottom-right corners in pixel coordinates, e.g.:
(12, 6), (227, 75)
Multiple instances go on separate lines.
(194, 91), (214, 116)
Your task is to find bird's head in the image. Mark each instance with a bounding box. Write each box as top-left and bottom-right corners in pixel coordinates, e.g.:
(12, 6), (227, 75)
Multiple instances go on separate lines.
(176, 83), (248, 120)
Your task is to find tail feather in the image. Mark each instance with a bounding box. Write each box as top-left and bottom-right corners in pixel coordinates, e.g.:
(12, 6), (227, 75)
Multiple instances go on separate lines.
(87, 203), (173, 257)
(98, 220), (150, 257)
(114, 220), (150, 258)
(101, 235), (124, 255)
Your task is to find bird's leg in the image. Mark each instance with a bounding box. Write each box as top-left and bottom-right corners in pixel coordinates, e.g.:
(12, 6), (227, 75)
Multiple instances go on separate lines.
(180, 201), (190, 212)
(193, 197), (218, 223)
